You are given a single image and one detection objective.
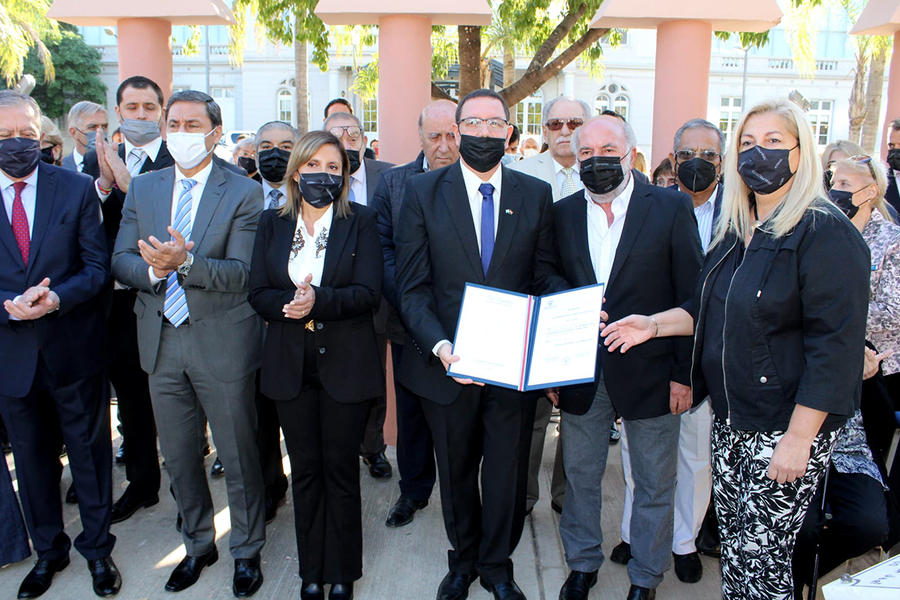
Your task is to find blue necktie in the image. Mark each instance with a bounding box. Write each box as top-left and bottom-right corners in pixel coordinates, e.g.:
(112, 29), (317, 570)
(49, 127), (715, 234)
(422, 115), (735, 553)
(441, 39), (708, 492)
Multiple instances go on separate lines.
(163, 179), (196, 327)
(479, 183), (495, 276)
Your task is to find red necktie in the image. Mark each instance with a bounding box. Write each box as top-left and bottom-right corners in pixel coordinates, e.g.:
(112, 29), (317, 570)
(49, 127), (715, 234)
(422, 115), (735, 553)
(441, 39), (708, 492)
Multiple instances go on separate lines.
(11, 181), (29, 264)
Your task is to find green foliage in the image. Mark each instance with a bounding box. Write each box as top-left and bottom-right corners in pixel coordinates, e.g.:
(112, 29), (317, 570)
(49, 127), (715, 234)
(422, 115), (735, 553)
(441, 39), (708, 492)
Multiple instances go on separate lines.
(180, 26), (203, 57)
(0, 0), (59, 85)
(231, 0), (330, 70)
(23, 26), (105, 119)
(431, 26), (458, 81)
(351, 56), (378, 101)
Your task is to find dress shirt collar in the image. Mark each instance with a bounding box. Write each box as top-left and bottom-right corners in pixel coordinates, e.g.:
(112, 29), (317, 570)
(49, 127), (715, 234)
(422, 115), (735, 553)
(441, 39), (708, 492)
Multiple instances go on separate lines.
(298, 203), (334, 233)
(72, 149), (84, 170)
(351, 160), (367, 187)
(460, 160), (503, 201)
(124, 134), (163, 164)
(175, 159), (213, 189)
(694, 185), (717, 213)
(262, 179), (287, 198)
(423, 155), (429, 172)
(584, 174), (633, 217)
(0, 165), (39, 191)
(552, 156), (577, 176)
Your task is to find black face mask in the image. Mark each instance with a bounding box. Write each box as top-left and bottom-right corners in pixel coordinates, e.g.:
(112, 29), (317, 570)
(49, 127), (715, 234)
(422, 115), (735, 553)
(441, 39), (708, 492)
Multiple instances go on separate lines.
(887, 148), (900, 173)
(580, 156), (626, 195)
(737, 145), (797, 195)
(676, 157), (718, 192)
(458, 134), (506, 173)
(829, 186), (872, 220)
(237, 155), (257, 174)
(257, 148), (291, 184)
(345, 148), (361, 174)
(298, 172), (343, 208)
(0, 137), (41, 179)
(40, 146), (56, 165)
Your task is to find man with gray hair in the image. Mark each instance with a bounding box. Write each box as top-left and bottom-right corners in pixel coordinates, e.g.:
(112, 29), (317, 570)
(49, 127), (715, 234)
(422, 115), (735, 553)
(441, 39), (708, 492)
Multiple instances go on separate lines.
(255, 121), (299, 211)
(610, 118), (724, 585)
(547, 115), (702, 600)
(63, 101), (108, 172)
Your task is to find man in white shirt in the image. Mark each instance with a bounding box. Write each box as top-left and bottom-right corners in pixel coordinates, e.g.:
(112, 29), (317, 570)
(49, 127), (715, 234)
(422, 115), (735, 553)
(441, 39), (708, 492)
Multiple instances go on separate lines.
(62, 101), (107, 173)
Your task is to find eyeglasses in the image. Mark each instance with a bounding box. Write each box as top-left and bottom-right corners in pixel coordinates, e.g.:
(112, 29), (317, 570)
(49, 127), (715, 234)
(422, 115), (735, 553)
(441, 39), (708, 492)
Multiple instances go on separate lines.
(675, 149), (720, 163)
(457, 117), (509, 132)
(328, 126), (362, 142)
(849, 154), (877, 180)
(545, 118), (584, 132)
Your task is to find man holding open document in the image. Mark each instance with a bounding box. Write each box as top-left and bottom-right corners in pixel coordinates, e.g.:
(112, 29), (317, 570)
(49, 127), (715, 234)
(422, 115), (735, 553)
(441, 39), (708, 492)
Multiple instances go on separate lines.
(545, 115), (703, 600)
(395, 88), (556, 600)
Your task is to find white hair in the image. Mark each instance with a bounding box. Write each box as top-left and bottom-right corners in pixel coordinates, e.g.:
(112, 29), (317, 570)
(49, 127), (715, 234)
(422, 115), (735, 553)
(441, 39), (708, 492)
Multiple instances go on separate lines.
(66, 101), (105, 130)
(542, 96), (592, 125)
(571, 115), (637, 154)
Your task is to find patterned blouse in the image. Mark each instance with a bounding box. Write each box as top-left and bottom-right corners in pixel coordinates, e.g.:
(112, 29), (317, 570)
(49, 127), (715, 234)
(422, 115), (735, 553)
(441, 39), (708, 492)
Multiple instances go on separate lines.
(863, 209), (900, 376)
(831, 410), (885, 488)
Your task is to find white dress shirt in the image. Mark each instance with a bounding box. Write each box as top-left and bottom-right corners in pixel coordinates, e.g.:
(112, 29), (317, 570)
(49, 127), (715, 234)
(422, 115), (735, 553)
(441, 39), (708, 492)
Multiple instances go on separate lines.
(553, 157), (583, 199)
(1, 168), (38, 238)
(96, 135), (163, 201)
(72, 149), (85, 172)
(148, 160), (213, 284)
(262, 180), (288, 210)
(288, 205), (333, 288)
(693, 185), (717, 253)
(586, 176), (633, 288)
(349, 162), (367, 206)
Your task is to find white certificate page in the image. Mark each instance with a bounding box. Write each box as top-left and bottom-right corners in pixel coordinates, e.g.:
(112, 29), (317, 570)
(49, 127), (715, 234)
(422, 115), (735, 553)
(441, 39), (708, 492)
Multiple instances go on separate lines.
(448, 285), (532, 388)
(526, 284), (605, 389)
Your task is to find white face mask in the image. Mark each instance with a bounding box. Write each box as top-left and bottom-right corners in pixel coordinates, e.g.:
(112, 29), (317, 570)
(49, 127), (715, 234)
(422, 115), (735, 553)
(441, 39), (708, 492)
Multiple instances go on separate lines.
(167, 130), (216, 170)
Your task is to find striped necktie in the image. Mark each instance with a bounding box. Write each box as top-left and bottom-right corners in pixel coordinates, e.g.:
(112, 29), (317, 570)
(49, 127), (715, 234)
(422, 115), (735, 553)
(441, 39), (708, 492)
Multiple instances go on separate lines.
(126, 148), (145, 176)
(163, 179), (196, 327)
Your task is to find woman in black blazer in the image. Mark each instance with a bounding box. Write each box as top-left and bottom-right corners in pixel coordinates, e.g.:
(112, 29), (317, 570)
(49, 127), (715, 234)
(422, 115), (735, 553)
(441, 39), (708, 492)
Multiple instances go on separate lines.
(248, 130), (383, 600)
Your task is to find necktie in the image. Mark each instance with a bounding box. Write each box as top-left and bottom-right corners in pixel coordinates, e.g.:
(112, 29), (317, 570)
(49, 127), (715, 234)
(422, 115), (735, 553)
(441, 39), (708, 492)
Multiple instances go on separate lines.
(560, 167), (579, 197)
(10, 181), (29, 264)
(267, 189), (283, 210)
(126, 148), (145, 176)
(478, 183), (495, 276)
(163, 179), (196, 327)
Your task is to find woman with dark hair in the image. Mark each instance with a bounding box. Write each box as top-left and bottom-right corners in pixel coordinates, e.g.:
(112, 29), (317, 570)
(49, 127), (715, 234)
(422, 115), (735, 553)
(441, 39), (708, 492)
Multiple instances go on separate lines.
(248, 130), (383, 600)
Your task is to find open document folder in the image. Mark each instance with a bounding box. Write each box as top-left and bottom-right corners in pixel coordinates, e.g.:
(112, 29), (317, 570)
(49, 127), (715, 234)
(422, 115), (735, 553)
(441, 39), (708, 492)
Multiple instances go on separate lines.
(447, 283), (605, 391)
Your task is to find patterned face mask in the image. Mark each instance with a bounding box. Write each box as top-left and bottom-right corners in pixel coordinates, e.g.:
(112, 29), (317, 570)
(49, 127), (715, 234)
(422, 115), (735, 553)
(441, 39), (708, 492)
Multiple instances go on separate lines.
(737, 144), (798, 195)
(298, 172), (343, 208)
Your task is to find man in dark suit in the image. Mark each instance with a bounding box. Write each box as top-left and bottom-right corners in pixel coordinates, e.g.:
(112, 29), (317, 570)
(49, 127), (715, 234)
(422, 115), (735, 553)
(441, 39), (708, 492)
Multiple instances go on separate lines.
(885, 118), (900, 214)
(371, 98), (458, 528)
(548, 116), (703, 600)
(0, 90), (121, 598)
(323, 110), (396, 479)
(62, 101), (108, 173)
(396, 88), (556, 600)
(112, 90), (266, 597)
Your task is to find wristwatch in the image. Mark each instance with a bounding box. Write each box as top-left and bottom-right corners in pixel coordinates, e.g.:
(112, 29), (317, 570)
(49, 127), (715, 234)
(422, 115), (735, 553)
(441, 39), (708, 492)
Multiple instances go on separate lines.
(177, 252), (194, 277)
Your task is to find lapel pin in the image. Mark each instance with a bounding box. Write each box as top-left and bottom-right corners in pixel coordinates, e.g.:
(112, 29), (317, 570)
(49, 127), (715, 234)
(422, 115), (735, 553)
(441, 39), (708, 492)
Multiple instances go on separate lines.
(505, 209), (514, 215)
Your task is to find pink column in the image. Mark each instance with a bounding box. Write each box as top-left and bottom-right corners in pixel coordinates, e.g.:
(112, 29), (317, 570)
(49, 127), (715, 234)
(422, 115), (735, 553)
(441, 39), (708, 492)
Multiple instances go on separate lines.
(377, 15), (432, 165)
(651, 20), (712, 168)
(883, 31), (900, 160)
(116, 18), (174, 101)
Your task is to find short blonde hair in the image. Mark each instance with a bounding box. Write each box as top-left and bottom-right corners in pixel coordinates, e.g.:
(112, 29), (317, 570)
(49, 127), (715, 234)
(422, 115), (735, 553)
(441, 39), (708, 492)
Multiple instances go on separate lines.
(714, 99), (828, 246)
(832, 156), (892, 222)
(281, 130), (352, 220)
(821, 140), (864, 171)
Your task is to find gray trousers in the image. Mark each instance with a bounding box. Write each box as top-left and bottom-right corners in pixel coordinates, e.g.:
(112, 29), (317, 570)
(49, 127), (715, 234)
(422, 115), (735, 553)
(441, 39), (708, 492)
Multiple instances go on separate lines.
(559, 376), (679, 589)
(526, 397), (565, 511)
(149, 323), (266, 559)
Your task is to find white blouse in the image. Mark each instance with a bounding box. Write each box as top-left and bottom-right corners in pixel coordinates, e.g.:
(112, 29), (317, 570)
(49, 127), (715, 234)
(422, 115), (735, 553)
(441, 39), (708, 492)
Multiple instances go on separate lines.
(288, 206), (333, 287)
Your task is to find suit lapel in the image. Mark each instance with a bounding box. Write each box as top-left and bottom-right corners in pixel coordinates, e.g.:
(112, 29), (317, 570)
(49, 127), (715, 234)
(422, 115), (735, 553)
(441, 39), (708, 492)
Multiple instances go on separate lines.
(486, 167), (523, 278)
(153, 169), (176, 241)
(27, 164), (57, 277)
(572, 200), (597, 285)
(190, 163), (226, 250)
(442, 164), (483, 281)
(321, 211), (351, 286)
(607, 183), (651, 289)
(0, 192), (25, 271)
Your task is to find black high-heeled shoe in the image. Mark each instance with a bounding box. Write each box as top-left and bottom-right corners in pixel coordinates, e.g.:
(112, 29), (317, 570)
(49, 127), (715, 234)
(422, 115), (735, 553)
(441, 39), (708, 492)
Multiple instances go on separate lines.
(301, 581), (324, 600)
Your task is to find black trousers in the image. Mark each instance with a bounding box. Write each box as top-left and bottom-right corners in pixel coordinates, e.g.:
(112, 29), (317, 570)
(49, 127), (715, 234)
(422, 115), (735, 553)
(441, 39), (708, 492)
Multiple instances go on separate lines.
(277, 333), (371, 583)
(0, 363), (115, 561)
(422, 386), (536, 585)
(792, 467), (889, 597)
(254, 376), (288, 501)
(359, 333), (387, 457)
(108, 289), (160, 496)
(392, 343), (436, 502)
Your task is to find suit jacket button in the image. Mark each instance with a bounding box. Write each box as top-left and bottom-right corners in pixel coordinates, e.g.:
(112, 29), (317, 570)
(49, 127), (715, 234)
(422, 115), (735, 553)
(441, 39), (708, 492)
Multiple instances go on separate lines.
(318, 347), (326, 355)
(759, 376), (767, 384)
(157, 310), (162, 317)
(316, 322), (324, 330)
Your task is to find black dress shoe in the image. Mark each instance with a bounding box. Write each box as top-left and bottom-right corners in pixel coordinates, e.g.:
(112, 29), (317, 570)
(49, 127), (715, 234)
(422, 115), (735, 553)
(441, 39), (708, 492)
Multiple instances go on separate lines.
(328, 582), (353, 600)
(114, 444), (126, 465)
(673, 551), (702, 583)
(625, 585), (655, 600)
(385, 496), (428, 528)
(233, 557), (263, 597)
(559, 570), (598, 600)
(609, 422), (621, 445)
(165, 548), (218, 592)
(65, 483), (78, 505)
(436, 571), (476, 600)
(17, 556), (69, 599)
(111, 489), (159, 524)
(210, 458), (225, 478)
(610, 541), (631, 565)
(300, 581), (324, 600)
(88, 556), (122, 597)
(361, 451), (392, 479)
(480, 579), (526, 600)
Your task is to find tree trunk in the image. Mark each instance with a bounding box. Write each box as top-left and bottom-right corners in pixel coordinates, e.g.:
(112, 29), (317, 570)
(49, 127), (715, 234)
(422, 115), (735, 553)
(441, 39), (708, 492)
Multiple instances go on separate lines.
(861, 49), (887, 154)
(294, 22), (309, 133)
(458, 26), (482, 98)
(504, 44), (517, 123)
(848, 49), (868, 145)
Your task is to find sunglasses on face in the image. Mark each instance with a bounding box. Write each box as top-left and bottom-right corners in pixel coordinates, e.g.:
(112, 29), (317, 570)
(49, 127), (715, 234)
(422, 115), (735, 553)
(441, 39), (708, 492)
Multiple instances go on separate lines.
(545, 118), (584, 132)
